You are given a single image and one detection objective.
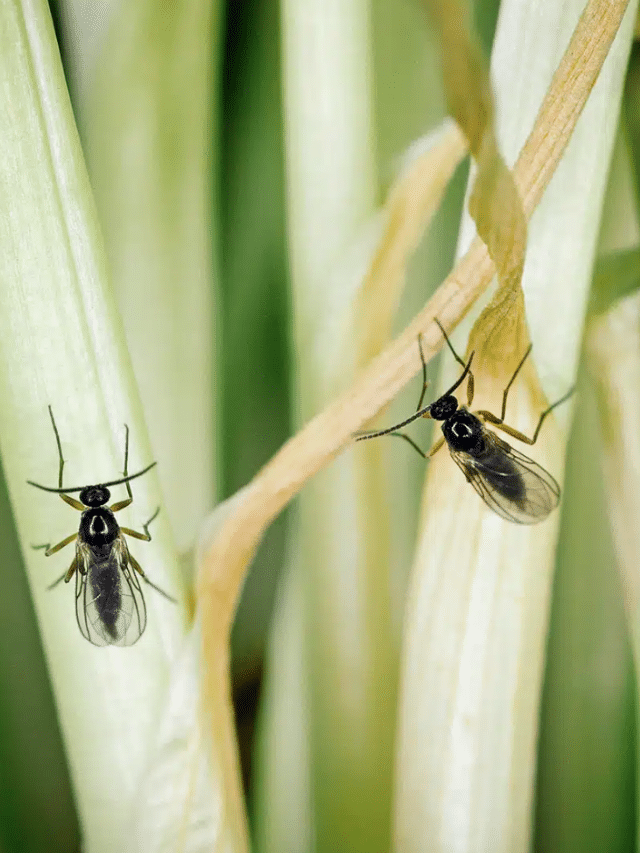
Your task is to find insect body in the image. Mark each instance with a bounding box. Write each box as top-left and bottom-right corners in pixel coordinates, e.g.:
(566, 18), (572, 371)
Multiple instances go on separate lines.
(29, 408), (174, 645)
(356, 321), (573, 524)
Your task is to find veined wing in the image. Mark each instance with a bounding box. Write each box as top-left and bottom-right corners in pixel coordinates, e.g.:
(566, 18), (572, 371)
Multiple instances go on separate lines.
(449, 429), (560, 524)
(75, 537), (147, 646)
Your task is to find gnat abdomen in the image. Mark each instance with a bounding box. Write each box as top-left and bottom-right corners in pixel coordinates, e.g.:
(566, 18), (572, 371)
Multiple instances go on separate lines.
(474, 445), (526, 505)
(89, 559), (122, 637)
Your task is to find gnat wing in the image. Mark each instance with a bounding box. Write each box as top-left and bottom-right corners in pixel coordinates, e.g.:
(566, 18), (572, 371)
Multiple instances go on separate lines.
(75, 538), (147, 646)
(449, 430), (560, 524)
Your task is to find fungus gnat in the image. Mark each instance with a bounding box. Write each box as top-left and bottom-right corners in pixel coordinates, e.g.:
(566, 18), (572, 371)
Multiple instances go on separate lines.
(28, 407), (174, 646)
(356, 321), (573, 524)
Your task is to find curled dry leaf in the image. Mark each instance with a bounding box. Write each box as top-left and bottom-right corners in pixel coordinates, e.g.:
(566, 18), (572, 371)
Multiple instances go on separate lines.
(200, 0), (630, 635)
(426, 0), (532, 397)
(197, 0), (632, 824)
(587, 294), (640, 627)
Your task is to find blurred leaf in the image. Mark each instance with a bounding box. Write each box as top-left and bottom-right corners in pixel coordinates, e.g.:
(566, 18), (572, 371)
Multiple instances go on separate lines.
(82, 0), (220, 556)
(0, 459), (77, 853)
(220, 0), (291, 682)
(623, 41), (640, 213)
(590, 248), (640, 314)
(535, 370), (636, 853)
(393, 1), (637, 851)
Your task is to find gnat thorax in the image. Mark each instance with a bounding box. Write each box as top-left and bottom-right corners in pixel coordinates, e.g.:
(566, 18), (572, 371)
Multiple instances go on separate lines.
(442, 409), (484, 454)
(80, 506), (119, 549)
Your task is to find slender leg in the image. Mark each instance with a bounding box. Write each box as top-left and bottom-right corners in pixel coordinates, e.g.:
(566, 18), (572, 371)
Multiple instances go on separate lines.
(390, 432), (427, 459)
(428, 435), (446, 457)
(415, 335), (429, 412)
(434, 318), (465, 369)
(119, 431), (160, 540)
(61, 493), (85, 511)
(472, 343), (533, 426)
(122, 424), (134, 500)
(46, 405), (65, 489)
(32, 531), (78, 557)
(110, 498), (133, 513)
(388, 431), (446, 460)
(111, 424), (143, 509)
(47, 554), (78, 590)
(128, 551), (176, 602)
(354, 324), (473, 444)
(31, 411), (82, 561)
(121, 506), (160, 542)
(29, 409), (86, 505)
(47, 571), (68, 590)
(499, 344), (533, 421)
(435, 319), (475, 405)
(466, 371), (475, 407)
(478, 386), (575, 445)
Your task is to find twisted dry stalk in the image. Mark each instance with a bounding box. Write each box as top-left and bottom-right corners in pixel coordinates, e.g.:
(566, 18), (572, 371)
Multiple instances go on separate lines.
(197, 0), (632, 844)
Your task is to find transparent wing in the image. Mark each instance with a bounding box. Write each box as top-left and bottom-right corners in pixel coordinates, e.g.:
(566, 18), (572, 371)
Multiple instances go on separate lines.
(75, 538), (147, 646)
(449, 429), (560, 524)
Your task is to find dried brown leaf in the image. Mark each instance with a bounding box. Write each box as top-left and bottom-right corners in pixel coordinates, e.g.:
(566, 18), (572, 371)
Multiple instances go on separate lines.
(198, 0), (631, 821)
(427, 0), (529, 384)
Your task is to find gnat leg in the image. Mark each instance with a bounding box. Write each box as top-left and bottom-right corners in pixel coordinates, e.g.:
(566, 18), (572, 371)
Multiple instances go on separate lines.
(32, 531), (78, 558)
